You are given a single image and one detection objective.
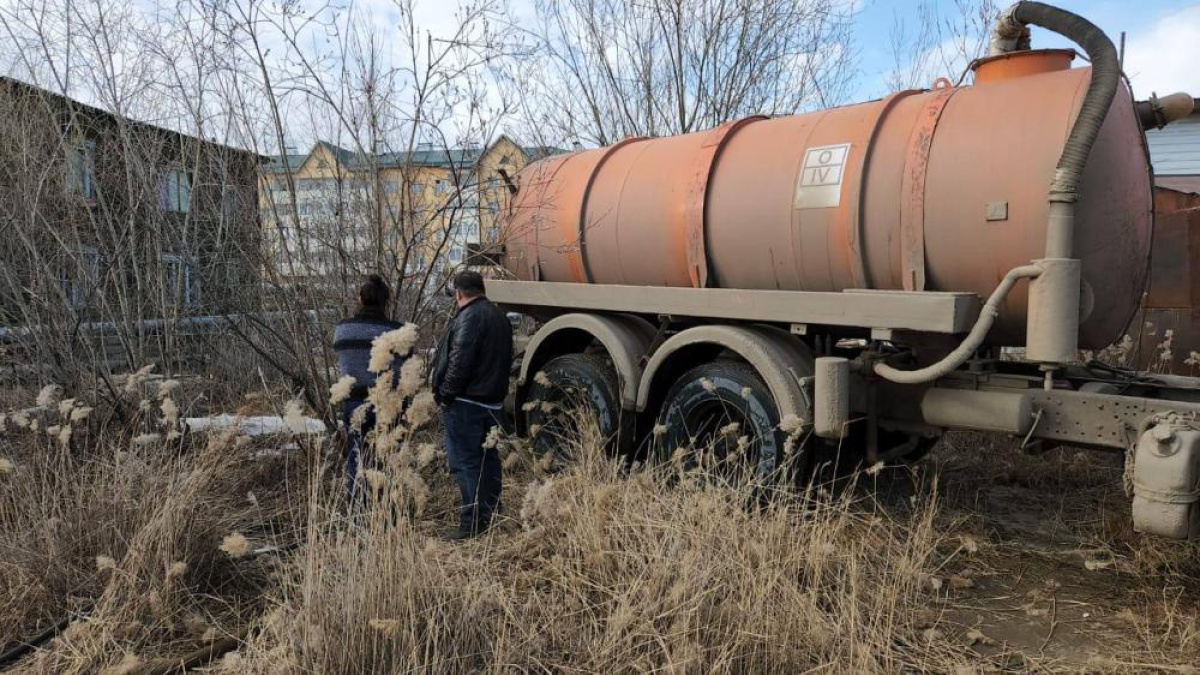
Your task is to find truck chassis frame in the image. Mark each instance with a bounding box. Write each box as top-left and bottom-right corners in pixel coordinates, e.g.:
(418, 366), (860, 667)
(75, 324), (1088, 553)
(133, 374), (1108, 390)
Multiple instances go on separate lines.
(492, 280), (1200, 540)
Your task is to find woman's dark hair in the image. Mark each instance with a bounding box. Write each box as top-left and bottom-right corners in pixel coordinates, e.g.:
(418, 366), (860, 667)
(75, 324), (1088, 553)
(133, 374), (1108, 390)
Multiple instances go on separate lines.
(453, 270), (486, 298)
(359, 274), (391, 309)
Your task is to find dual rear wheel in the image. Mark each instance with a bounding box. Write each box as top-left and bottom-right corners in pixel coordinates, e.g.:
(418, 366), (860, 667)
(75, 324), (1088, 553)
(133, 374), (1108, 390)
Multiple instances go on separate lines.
(523, 353), (934, 484)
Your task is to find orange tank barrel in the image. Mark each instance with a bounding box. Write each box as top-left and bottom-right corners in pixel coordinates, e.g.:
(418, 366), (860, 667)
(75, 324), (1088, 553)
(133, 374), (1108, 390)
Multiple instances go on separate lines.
(504, 50), (1153, 349)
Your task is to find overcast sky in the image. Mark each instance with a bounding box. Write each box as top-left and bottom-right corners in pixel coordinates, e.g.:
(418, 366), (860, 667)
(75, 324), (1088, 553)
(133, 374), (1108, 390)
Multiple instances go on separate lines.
(398, 0), (1200, 102)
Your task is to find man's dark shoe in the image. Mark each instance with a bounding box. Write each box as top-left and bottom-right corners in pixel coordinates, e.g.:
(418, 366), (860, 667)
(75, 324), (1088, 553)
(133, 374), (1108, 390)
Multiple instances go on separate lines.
(444, 528), (477, 541)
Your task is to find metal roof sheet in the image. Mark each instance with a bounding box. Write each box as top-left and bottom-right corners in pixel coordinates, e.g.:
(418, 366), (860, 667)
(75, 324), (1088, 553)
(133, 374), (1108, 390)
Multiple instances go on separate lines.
(1147, 113), (1200, 176)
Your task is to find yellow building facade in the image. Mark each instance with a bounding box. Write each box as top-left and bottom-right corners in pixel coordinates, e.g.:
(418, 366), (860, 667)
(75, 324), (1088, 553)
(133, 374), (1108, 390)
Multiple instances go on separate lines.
(259, 136), (558, 284)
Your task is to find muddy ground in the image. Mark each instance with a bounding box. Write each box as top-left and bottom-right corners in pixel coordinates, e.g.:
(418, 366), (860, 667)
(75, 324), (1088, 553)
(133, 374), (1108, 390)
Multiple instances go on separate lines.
(400, 429), (1199, 672)
(872, 432), (1199, 672)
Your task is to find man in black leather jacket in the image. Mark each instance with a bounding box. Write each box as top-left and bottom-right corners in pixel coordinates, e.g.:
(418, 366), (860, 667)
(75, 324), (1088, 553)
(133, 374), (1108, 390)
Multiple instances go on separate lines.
(431, 270), (514, 539)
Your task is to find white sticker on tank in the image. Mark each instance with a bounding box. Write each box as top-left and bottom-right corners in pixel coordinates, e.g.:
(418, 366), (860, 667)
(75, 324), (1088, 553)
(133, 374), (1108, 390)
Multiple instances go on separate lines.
(796, 143), (850, 209)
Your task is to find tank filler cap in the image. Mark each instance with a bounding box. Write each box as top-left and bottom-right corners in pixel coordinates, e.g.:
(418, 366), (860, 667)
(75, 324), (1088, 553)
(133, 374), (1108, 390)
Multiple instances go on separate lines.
(971, 48), (1076, 85)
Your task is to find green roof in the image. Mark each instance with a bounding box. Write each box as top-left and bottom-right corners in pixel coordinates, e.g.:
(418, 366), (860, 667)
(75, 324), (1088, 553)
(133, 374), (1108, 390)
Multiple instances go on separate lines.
(264, 138), (564, 174)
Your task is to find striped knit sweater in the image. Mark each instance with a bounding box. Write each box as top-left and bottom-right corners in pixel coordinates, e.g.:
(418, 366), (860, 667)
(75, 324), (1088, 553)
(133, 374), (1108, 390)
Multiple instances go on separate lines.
(333, 310), (403, 401)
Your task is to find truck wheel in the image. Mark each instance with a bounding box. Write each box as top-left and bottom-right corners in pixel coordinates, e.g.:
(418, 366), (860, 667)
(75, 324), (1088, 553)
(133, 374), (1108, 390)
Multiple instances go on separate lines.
(654, 360), (804, 490)
(525, 353), (623, 461)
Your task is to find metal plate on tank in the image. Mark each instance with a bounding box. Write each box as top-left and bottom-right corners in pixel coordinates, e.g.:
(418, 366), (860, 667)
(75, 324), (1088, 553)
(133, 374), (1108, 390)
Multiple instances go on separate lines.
(796, 143), (850, 209)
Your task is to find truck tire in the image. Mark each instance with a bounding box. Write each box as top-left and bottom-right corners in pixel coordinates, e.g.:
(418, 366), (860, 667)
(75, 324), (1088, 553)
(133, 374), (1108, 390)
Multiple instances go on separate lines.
(653, 360), (805, 491)
(525, 353), (624, 461)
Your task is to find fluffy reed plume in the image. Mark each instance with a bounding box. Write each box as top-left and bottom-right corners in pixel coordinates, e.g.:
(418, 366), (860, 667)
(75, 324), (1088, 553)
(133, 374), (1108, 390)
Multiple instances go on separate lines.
(220, 533), (252, 558)
(282, 399), (309, 434)
(329, 375), (356, 406)
(157, 380), (181, 399)
(368, 324), (419, 374)
(122, 365), (156, 395)
(36, 384), (63, 409)
(160, 398), (180, 428)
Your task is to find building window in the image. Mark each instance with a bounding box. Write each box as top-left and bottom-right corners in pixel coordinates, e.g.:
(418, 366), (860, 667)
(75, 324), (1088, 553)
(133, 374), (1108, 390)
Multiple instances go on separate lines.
(221, 187), (241, 221)
(409, 182), (423, 195)
(448, 246), (464, 264)
(161, 253), (198, 307)
(66, 140), (97, 202)
(434, 179), (449, 195)
(159, 170), (191, 213)
(61, 246), (100, 309)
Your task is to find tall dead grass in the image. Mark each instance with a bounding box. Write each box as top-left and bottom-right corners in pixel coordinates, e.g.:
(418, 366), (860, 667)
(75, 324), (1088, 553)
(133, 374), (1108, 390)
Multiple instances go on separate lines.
(0, 382), (313, 674)
(230, 416), (977, 674)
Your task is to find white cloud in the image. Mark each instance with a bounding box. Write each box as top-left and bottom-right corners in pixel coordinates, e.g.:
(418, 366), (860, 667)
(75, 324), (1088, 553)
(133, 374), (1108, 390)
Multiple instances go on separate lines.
(1122, 4), (1200, 99)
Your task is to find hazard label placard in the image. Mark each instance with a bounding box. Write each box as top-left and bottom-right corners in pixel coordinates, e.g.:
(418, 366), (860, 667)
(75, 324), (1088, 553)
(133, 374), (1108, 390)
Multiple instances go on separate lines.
(796, 143), (850, 209)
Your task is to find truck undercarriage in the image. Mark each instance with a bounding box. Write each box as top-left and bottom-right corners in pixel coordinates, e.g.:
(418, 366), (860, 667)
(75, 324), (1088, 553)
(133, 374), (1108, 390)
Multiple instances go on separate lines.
(491, 280), (1200, 540)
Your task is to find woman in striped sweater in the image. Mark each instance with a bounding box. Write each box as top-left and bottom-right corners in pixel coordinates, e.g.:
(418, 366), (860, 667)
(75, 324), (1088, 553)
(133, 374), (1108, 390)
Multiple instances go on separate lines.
(333, 275), (402, 499)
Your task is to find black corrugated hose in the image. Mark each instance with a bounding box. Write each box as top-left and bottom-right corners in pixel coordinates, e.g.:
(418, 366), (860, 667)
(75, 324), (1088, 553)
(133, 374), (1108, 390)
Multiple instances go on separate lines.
(0, 607), (91, 669)
(1009, 2), (1121, 202)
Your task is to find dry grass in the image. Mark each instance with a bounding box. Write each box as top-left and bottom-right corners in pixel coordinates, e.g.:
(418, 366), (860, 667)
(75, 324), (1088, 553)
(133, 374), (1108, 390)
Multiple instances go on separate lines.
(2, 381), (1199, 673)
(0, 383), (312, 674)
(219, 416), (981, 675)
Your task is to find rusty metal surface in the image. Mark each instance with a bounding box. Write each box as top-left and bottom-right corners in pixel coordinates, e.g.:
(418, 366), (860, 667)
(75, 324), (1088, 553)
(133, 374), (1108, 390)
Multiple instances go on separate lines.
(1156, 176), (1200, 195)
(972, 49), (1076, 85)
(855, 90), (921, 288)
(578, 136), (650, 284)
(921, 63), (1151, 347)
(504, 52), (1153, 349)
(684, 116), (766, 288)
(1134, 187), (1200, 372)
(900, 83), (958, 291)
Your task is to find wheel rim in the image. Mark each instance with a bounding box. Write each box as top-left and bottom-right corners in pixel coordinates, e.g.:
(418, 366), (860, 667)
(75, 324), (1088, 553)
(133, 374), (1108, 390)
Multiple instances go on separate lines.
(530, 380), (613, 463)
(670, 396), (765, 486)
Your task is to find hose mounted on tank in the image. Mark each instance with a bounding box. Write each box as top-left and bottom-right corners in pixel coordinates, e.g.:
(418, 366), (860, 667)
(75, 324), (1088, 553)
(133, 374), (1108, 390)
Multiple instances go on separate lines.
(875, 1), (1121, 383)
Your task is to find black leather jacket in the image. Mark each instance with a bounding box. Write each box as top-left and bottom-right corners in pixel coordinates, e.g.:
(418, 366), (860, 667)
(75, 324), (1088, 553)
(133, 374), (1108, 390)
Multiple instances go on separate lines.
(431, 296), (513, 405)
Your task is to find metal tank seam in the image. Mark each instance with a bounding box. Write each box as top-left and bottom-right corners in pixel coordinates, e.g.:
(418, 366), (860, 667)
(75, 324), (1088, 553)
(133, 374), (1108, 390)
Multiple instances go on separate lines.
(686, 115), (768, 289)
(528, 154), (576, 281)
(898, 84), (960, 291)
(577, 136), (649, 284)
(854, 89), (923, 291)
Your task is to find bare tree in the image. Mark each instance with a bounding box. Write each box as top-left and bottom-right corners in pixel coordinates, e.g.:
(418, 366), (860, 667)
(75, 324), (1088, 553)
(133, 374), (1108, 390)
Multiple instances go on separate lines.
(0, 0), (523, 416)
(515, 0), (857, 147)
(886, 0), (999, 92)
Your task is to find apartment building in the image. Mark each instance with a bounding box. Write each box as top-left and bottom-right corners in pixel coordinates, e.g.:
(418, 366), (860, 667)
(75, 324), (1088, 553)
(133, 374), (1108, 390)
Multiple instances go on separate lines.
(0, 77), (262, 324)
(259, 136), (560, 285)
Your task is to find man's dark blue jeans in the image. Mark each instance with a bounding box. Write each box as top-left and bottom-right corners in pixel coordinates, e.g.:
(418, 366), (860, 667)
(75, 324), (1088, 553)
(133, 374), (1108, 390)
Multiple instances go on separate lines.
(341, 399), (375, 501)
(442, 399), (504, 534)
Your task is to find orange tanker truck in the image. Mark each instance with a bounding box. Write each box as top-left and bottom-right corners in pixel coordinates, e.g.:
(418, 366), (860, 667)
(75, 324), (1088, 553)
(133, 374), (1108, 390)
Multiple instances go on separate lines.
(489, 2), (1200, 539)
